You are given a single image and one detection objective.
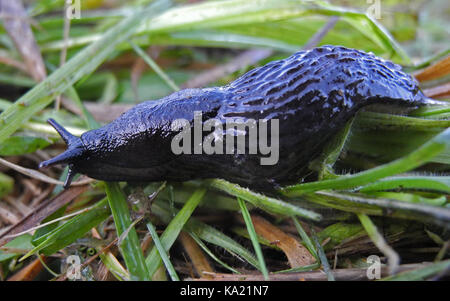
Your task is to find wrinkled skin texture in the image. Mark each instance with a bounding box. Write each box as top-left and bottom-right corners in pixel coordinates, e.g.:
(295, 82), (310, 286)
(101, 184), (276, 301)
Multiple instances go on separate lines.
(41, 45), (428, 191)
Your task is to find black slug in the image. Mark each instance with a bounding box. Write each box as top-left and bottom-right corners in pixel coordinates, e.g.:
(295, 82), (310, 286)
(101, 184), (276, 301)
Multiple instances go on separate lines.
(40, 45), (430, 191)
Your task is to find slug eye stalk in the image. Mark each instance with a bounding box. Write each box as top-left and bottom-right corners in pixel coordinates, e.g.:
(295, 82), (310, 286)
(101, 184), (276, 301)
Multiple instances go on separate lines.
(39, 119), (85, 188)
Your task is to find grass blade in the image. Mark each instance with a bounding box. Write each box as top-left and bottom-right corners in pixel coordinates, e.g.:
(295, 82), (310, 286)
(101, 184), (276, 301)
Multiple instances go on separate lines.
(20, 199), (110, 260)
(210, 179), (321, 220)
(355, 111), (450, 131)
(188, 232), (240, 274)
(146, 221), (180, 281)
(237, 198), (269, 280)
(311, 229), (335, 281)
(292, 218), (318, 260)
(130, 41), (179, 92)
(151, 200), (259, 269)
(146, 188), (206, 278)
(98, 252), (130, 281)
(105, 182), (149, 281)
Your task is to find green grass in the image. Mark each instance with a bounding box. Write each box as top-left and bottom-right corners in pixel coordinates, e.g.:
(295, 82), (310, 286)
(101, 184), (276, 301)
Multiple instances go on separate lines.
(0, 0), (448, 282)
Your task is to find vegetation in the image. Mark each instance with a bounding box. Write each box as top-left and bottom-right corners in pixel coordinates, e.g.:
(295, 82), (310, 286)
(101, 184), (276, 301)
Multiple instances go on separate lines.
(0, 0), (448, 281)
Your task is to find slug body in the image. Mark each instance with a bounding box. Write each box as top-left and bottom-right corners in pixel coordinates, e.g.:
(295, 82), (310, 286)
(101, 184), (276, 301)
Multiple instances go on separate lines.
(40, 45), (429, 190)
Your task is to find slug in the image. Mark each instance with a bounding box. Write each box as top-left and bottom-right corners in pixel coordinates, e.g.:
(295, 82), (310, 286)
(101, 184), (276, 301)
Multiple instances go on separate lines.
(40, 45), (431, 191)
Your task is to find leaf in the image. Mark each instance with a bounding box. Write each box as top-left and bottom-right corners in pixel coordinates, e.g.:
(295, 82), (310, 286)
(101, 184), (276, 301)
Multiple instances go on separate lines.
(0, 234), (33, 262)
(249, 215), (315, 268)
(20, 199), (110, 259)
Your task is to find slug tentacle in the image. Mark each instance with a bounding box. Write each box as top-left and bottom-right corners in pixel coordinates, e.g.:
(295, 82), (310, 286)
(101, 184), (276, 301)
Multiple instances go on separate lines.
(39, 119), (86, 172)
(47, 118), (78, 145)
(39, 45), (436, 192)
(64, 165), (78, 188)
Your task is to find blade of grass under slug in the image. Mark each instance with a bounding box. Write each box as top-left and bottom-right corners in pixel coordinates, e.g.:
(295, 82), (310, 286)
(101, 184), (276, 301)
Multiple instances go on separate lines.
(410, 105), (450, 118)
(355, 111), (450, 131)
(237, 198), (269, 280)
(105, 182), (149, 281)
(312, 119), (353, 180)
(0, 172), (13, 199)
(292, 217), (318, 260)
(130, 41), (180, 92)
(311, 229), (335, 281)
(281, 127), (450, 196)
(185, 218), (260, 270)
(151, 199), (259, 269)
(209, 179), (321, 221)
(356, 213), (400, 275)
(345, 129), (449, 165)
(146, 221), (180, 281)
(98, 252), (130, 281)
(188, 232), (240, 274)
(146, 188), (206, 278)
(358, 176), (450, 194)
(0, 0), (172, 145)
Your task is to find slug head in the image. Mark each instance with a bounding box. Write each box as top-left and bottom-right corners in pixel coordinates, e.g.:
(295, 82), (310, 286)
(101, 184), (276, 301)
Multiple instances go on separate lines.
(39, 119), (87, 188)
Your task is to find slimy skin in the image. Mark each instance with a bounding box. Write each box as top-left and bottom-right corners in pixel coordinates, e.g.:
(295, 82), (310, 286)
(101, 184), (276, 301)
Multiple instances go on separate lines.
(40, 45), (429, 191)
